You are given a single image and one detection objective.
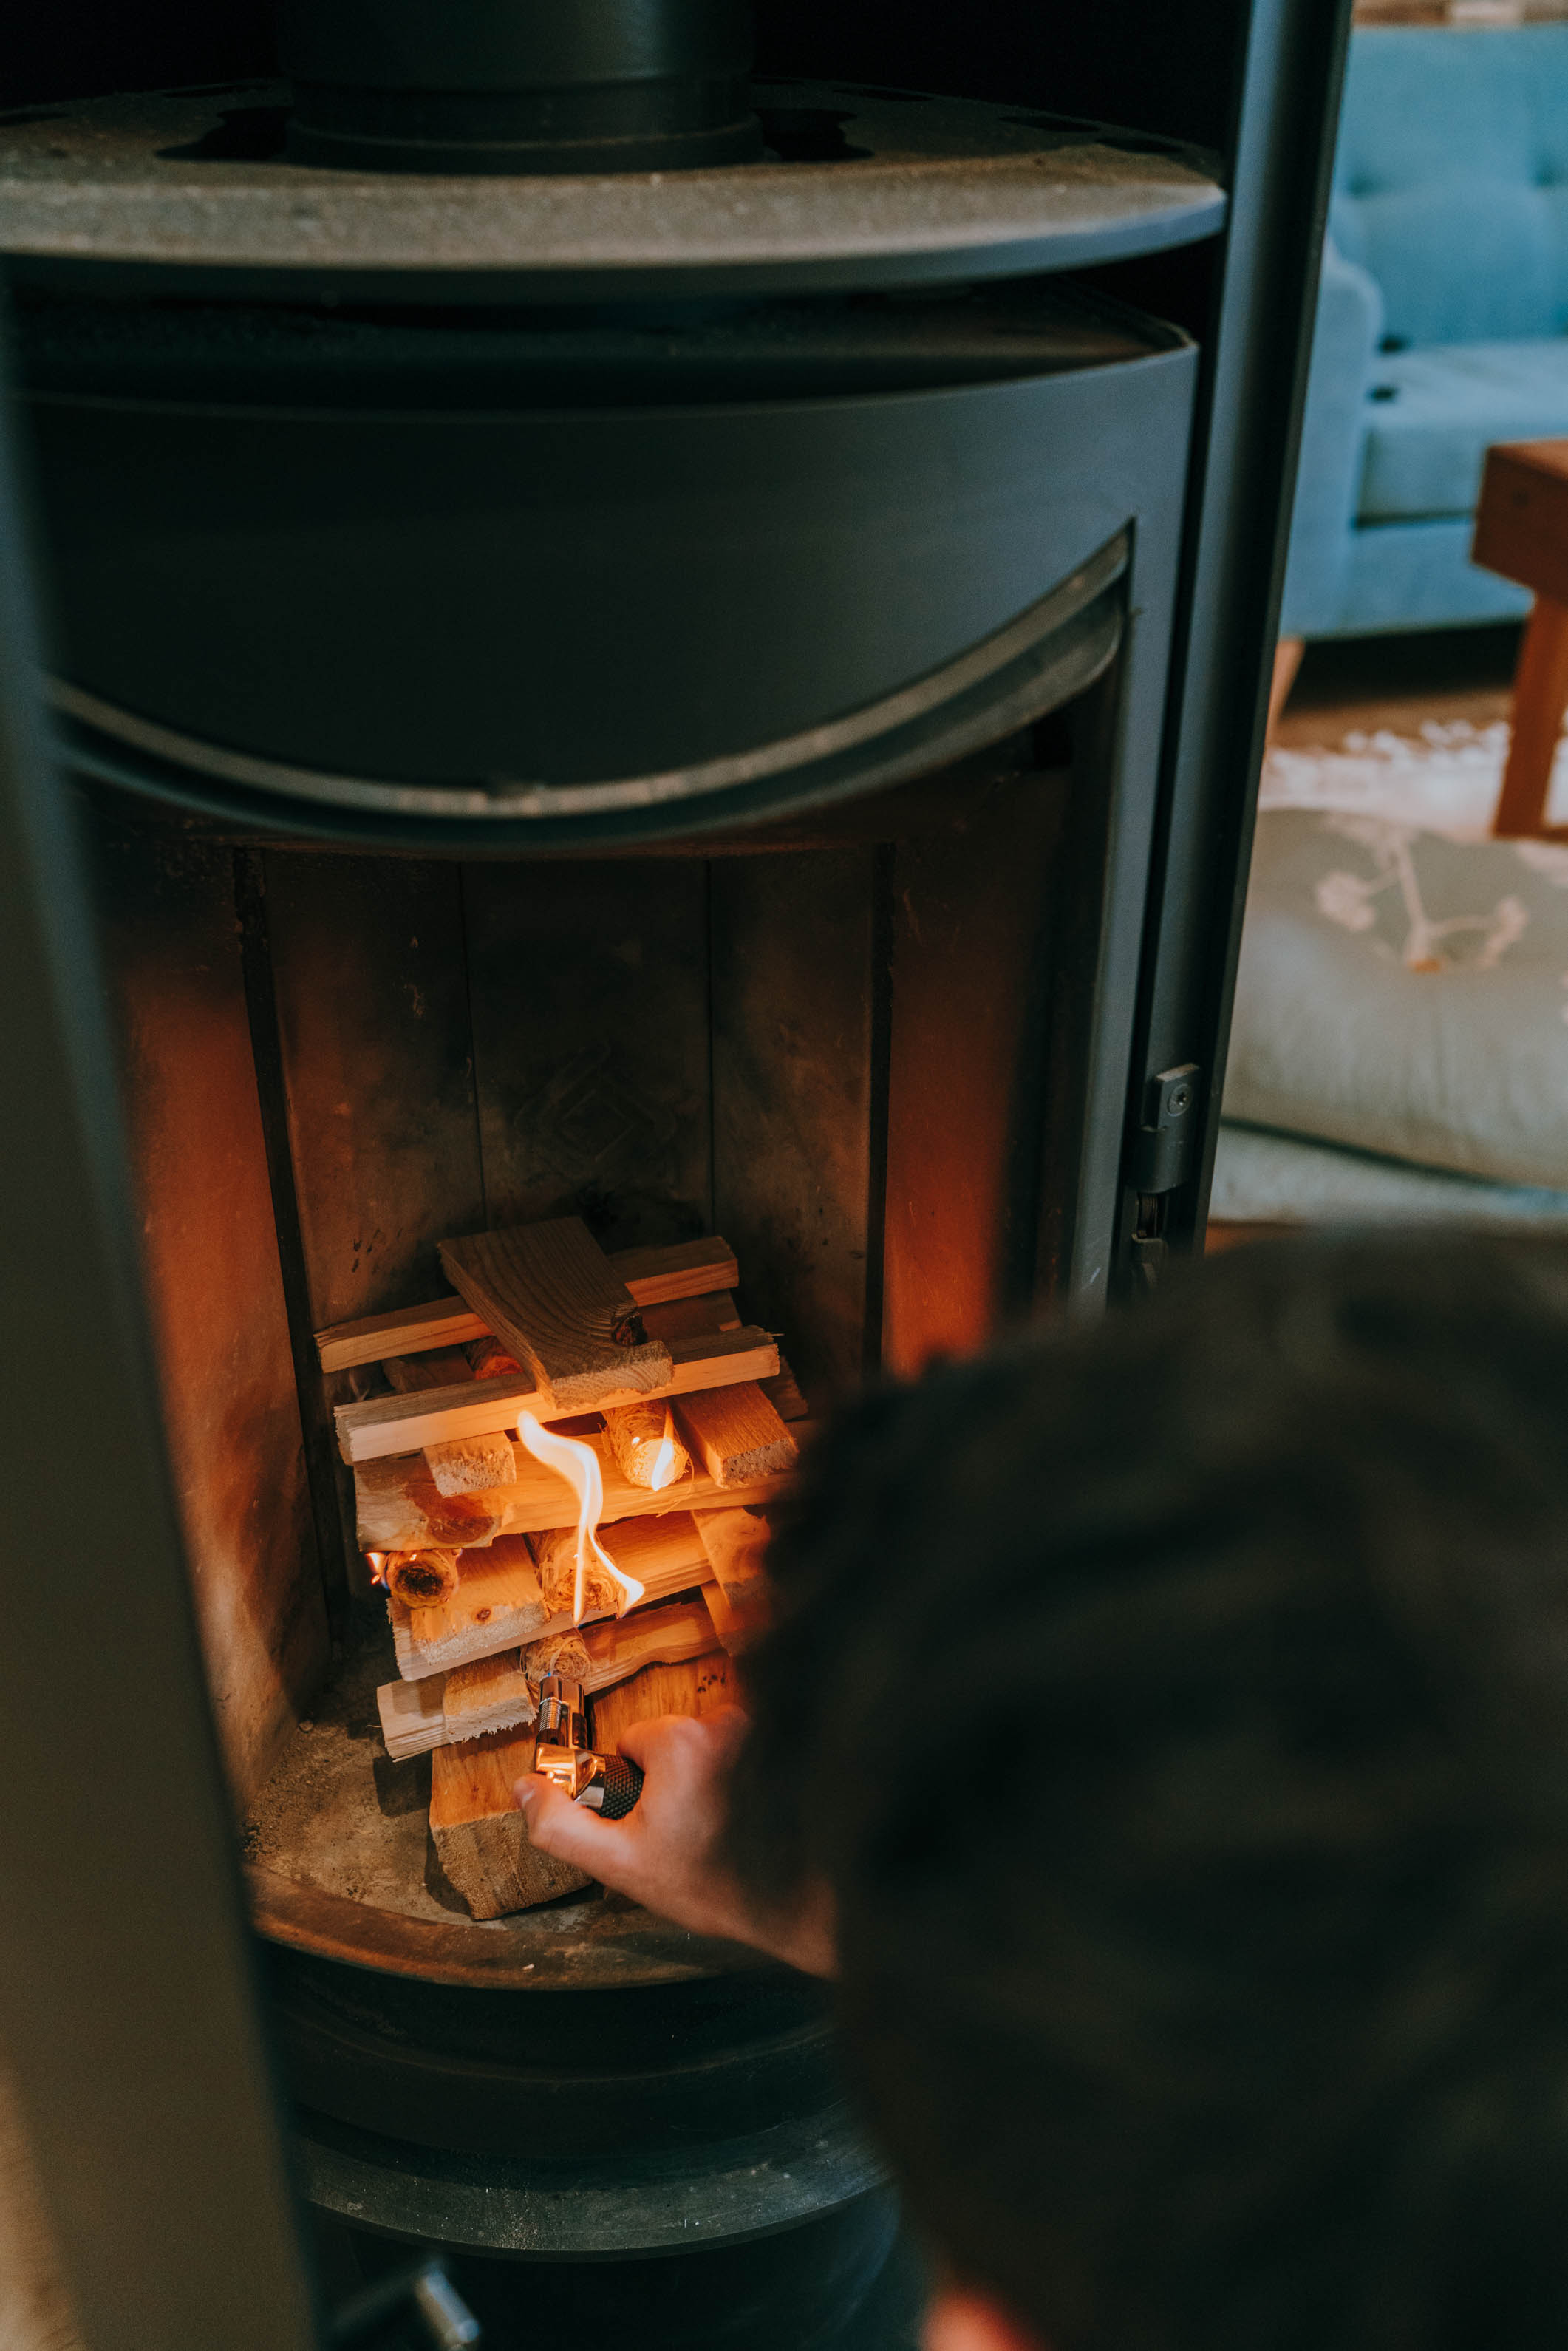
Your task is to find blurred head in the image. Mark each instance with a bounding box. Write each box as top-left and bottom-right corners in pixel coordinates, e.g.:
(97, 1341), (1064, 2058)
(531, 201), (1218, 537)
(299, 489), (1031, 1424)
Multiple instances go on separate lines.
(727, 1231), (1568, 2351)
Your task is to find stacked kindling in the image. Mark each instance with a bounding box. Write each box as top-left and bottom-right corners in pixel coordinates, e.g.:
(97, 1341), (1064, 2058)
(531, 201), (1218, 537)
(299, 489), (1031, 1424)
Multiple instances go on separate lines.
(314, 1215), (794, 1919)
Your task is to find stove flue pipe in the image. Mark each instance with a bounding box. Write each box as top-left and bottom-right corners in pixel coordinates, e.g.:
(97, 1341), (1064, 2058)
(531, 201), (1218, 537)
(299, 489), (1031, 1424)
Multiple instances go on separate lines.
(279, 0), (760, 173)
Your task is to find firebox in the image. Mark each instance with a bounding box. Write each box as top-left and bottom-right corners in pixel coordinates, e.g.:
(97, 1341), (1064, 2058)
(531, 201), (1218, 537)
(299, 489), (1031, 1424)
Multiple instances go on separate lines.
(0, 2), (1351, 2344)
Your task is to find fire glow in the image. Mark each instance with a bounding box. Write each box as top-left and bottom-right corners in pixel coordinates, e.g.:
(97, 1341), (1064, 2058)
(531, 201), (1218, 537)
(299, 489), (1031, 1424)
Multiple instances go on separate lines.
(649, 1408), (680, 1492)
(516, 1410), (646, 1624)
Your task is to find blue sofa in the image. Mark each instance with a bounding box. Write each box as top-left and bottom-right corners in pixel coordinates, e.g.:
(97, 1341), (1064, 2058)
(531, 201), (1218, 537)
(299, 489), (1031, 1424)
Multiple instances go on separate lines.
(1280, 24), (1568, 641)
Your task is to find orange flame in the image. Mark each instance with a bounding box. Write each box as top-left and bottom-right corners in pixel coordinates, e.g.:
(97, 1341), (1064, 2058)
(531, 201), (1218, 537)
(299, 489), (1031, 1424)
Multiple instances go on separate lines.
(516, 1410), (646, 1624)
(649, 1408), (681, 1493)
(364, 1551), (388, 1589)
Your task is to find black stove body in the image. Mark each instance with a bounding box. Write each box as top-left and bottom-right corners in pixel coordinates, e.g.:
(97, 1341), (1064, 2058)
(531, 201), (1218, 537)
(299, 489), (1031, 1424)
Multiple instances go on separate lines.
(0, 3), (1350, 2344)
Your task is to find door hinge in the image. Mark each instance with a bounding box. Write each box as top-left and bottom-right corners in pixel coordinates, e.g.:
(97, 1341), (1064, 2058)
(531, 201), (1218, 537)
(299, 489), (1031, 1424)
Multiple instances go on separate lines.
(1129, 1062), (1202, 1195)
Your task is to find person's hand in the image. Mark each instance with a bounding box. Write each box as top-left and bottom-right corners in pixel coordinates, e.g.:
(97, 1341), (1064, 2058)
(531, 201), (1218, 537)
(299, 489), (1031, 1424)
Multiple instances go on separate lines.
(512, 1707), (835, 1977)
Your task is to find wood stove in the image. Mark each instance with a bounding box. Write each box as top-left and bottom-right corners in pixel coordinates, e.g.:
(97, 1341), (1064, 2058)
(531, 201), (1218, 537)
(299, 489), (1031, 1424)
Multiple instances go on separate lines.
(0, 3), (1351, 2343)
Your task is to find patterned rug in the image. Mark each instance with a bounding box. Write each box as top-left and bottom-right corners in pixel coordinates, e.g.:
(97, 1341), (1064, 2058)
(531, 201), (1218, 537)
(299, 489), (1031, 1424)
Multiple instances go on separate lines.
(1260, 718), (1568, 837)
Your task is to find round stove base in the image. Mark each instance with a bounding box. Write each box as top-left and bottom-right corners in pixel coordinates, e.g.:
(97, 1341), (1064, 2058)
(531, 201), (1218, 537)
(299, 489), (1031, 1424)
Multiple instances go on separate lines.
(296, 2099), (887, 2259)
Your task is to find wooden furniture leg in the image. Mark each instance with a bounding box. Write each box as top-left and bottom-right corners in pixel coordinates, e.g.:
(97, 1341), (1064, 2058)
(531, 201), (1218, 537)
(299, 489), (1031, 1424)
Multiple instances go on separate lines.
(1494, 594), (1568, 837)
(1267, 636), (1303, 744)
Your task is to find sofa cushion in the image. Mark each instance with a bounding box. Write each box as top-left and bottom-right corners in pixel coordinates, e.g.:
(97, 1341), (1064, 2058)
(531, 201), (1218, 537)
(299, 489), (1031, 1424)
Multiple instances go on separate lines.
(1357, 337), (1568, 521)
(1332, 27), (1568, 349)
(1223, 811), (1568, 1190)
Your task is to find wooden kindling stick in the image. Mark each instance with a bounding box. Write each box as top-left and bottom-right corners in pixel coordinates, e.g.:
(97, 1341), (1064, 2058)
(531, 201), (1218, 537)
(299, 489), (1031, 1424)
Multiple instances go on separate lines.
(602, 1401), (689, 1491)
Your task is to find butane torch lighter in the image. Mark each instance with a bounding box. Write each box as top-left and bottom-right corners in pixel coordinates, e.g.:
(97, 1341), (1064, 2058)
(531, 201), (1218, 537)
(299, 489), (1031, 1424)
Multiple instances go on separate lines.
(533, 1675), (645, 1818)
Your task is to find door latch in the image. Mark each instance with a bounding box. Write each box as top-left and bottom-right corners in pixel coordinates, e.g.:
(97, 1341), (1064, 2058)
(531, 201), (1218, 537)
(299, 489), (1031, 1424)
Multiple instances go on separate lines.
(1130, 1063), (1202, 1195)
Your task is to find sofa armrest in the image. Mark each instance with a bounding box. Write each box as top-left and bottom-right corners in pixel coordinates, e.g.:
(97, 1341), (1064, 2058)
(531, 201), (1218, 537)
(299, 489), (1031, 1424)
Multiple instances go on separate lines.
(1278, 239), (1385, 639)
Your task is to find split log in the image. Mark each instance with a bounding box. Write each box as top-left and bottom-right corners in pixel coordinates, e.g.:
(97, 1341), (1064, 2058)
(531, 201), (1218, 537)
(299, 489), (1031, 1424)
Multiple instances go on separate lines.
(637, 1290), (740, 1344)
(378, 1600), (718, 1760)
(315, 1235), (740, 1371)
(603, 1400), (689, 1491)
(438, 1217), (672, 1410)
(384, 1348), (474, 1395)
(676, 1385), (798, 1489)
(387, 1534), (550, 1678)
(468, 1337), (522, 1380)
(390, 1512), (712, 1681)
(442, 1650), (537, 1741)
(702, 1579), (749, 1655)
(693, 1506), (771, 1644)
(590, 1651), (737, 1758)
(423, 1429), (518, 1497)
(429, 1729), (591, 1919)
(356, 1431), (797, 1555)
(760, 1355), (808, 1423)
(383, 1548), (461, 1608)
(336, 1324), (780, 1466)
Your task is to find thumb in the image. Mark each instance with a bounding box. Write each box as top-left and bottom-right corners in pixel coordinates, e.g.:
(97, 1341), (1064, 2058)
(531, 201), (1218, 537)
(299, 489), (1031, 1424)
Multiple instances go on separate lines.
(512, 1771), (634, 1883)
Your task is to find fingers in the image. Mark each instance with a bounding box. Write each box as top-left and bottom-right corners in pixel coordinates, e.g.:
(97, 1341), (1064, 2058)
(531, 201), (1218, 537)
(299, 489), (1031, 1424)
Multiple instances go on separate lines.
(617, 1704), (750, 1769)
(512, 1772), (643, 1892)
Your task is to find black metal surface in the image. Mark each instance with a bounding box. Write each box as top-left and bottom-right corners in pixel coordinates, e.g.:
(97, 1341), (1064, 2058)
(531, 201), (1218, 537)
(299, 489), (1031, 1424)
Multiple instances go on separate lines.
(317, 2190), (905, 2347)
(1113, 0), (1355, 1271)
(264, 1939), (842, 2160)
(298, 2102), (886, 2257)
(0, 83), (1226, 304)
(11, 291), (1190, 840)
(0, 352), (321, 2344)
(279, 0), (760, 175)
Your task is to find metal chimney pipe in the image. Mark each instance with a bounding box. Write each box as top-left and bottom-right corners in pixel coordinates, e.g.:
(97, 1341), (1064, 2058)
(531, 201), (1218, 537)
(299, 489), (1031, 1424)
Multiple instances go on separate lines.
(279, 0), (760, 173)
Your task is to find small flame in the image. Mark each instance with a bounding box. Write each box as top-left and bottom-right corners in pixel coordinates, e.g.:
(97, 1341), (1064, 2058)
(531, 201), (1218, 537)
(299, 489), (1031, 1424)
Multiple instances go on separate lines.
(649, 1407), (681, 1493)
(517, 1410), (646, 1624)
(364, 1551), (388, 1589)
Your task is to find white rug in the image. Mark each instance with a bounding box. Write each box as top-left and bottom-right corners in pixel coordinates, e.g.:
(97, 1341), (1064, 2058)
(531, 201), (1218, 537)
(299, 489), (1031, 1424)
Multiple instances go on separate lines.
(1259, 718), (1568, 837)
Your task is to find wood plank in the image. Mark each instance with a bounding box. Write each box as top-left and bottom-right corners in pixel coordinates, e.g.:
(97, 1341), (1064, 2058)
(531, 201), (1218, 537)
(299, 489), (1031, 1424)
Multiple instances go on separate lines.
(389, 1511), (712, 1680)
(336, 1324), (779, 1464)
(883, 775), (1068, 1372)
(438, 1217), (673, 1411)
(760, 1355), (808, 1423)
(315, 1237), (740, 1372)
(605, 1238), (739, 1304)
(358, 1434), (797, 1557)
(379, 1597), (720, 1760)
(423, 1429), (518, 1497)
(429, 1729), (591, 1919)
(441, 1650), (538, 1741)
(462, 858), (713, 1252)
(711, 851), (879, 1397)
(95, 823), (327, 1803)
(637, 1290), (741, 1343)
(590, 1652), (737, 1758)
(701, 1579), (749, 1655)
(388, 1535), (550, 1678)
(693, 1506), (772, 1644)
(675, 1385), (798, 1488)
(385, 1348), (474, 1395)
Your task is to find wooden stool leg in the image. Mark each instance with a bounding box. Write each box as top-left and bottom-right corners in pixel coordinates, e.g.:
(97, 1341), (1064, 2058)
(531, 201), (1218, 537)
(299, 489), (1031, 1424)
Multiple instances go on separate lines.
(1495, 594), (1568, 837)
(1267, 636), (1304, 744)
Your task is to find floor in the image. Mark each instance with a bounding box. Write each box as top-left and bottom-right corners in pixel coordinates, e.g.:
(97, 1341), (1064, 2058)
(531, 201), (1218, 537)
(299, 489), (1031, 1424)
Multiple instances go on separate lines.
(1272, 621), (1520, 753)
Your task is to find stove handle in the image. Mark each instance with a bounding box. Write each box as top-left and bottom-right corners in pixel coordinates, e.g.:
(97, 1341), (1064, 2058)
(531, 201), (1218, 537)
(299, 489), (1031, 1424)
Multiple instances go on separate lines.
(331, 2256), (482, 2350)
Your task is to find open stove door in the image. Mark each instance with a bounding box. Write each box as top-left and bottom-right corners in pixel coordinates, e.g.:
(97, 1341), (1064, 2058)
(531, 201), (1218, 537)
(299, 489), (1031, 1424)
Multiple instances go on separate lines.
(0, 0), (1350, 2334)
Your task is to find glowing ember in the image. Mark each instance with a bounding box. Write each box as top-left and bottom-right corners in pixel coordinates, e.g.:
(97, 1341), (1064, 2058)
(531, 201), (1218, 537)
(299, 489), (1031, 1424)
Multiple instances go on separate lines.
(516, 1410), (646, 1624)
(649, 1408), (681, 1493)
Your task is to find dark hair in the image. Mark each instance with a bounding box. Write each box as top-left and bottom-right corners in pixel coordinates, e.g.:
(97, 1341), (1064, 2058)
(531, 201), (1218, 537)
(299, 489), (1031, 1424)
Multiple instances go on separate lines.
(726, 1230), (1568, 2351)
